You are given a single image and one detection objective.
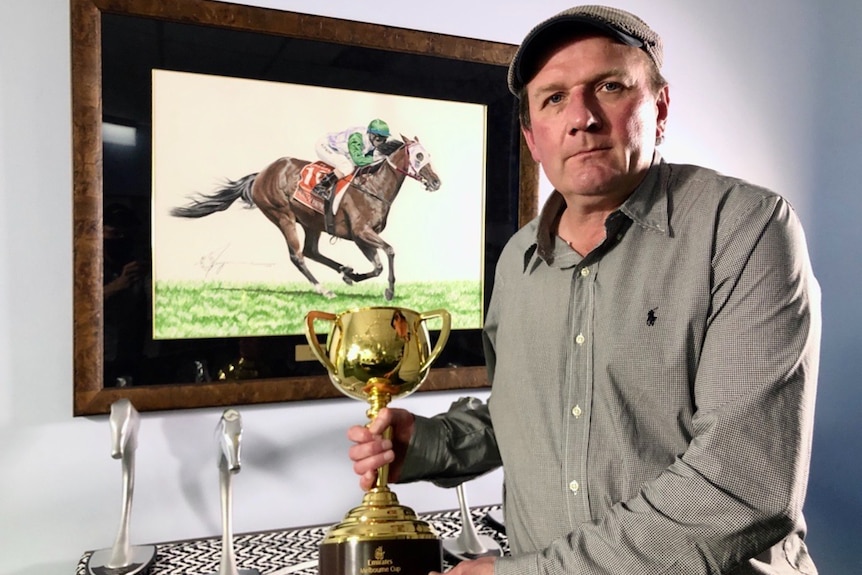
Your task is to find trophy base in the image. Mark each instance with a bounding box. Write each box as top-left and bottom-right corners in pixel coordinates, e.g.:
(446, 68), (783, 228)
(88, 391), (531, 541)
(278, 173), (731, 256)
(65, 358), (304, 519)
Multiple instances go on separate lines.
(320, 538), (442, 575)
(318, 488), (443, 575)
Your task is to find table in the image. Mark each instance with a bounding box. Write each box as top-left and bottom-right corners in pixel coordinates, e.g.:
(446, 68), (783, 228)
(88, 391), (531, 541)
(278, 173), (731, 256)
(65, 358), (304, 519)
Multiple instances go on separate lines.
(76, 505), (507, 574)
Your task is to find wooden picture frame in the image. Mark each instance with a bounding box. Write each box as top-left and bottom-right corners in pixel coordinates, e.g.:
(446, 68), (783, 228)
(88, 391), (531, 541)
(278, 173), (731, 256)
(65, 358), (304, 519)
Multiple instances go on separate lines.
(71, 0), (539, 416)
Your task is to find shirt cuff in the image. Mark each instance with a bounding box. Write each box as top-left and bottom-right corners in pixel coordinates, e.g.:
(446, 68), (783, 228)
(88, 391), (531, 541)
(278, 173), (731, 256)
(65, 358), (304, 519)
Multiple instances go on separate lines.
(398, 414), (448, 483)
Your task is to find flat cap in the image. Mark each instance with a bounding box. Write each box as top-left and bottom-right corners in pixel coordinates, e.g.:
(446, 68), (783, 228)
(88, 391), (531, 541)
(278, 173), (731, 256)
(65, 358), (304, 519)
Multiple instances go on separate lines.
(508, 5), (663, 95)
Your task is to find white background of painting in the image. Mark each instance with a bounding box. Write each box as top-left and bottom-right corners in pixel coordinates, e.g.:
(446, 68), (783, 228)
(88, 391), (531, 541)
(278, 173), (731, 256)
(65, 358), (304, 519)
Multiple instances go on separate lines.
(153, 69), (486, 285)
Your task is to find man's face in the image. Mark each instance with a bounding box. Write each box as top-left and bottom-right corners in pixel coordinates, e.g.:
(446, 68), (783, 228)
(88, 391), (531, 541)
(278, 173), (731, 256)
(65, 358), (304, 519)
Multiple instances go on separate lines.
(522, 34), (669, 203)
(369, 132), (387, 147)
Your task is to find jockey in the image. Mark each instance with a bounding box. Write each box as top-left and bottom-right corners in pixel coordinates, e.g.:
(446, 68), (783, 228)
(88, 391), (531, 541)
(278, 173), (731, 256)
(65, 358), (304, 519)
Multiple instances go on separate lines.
(313, 119), (392, 231)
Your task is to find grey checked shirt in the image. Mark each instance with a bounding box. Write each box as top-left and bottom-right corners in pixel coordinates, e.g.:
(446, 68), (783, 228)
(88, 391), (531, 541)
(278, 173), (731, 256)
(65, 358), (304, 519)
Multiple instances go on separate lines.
(402, 156), (820, 574)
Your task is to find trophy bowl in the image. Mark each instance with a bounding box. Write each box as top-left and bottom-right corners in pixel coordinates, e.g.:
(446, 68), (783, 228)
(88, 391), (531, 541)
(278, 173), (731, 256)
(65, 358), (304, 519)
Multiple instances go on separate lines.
(304, 306), (451, 575)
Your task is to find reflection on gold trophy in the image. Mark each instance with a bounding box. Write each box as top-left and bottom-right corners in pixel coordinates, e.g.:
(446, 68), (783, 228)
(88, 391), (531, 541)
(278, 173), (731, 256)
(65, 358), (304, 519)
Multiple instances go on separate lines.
(304, 306), (451, 575)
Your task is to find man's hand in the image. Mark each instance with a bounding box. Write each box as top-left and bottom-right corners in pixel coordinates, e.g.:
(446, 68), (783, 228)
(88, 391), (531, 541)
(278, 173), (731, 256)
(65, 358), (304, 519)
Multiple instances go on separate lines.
(104, 261), (142, 298)
(347, 407), (414, 491)
(432, 557), (497, 575)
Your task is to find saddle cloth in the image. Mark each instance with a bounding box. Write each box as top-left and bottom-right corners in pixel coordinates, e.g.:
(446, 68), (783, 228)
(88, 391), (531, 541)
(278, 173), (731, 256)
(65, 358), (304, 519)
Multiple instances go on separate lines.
(292, 162), (352, 215)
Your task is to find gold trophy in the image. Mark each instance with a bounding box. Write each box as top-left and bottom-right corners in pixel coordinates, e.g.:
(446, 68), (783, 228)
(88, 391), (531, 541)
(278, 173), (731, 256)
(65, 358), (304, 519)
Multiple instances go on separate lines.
(304, 306), (451, 575)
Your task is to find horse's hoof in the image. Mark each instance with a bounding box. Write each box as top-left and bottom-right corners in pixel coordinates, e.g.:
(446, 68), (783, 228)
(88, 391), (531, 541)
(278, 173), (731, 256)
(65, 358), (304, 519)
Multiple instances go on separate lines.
(340, 267), (356, 285)
(314, 284), (336, 299)
(384, 288), (394, 301)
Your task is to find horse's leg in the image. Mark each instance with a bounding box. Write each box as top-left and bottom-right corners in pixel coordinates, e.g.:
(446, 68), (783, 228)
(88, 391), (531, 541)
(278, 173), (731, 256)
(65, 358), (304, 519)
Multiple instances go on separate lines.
(349, 232), (396, 301)
(294, 193), (382, 287)
(301, 229), (359, 286)
(379, 240), (397, 301)
(270, 214), (336, 299)
(339, 241), (384, 284)
(321, 195), (395, 298)
(253, 160), (336, 298)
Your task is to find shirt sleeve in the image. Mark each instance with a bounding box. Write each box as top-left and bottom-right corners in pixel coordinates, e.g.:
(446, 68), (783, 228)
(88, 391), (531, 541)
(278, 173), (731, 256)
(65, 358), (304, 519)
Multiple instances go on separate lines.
(399, 401), (502, 488)
(494, 195), (821, 575)
(347, 132), (374, 166)
(398, 271), (506, 487)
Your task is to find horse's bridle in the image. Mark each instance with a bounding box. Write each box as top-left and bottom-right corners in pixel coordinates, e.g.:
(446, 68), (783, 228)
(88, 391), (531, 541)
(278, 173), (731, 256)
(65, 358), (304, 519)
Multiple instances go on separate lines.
(386, 140), (429, 185)
(351, 141), (429, 205)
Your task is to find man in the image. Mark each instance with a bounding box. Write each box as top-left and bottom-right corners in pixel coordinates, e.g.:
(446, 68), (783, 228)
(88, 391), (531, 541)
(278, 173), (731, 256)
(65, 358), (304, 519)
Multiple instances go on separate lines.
(103, 203), (148, 387)
(349, 6), (820, 575)
(313, 119), (392, 231)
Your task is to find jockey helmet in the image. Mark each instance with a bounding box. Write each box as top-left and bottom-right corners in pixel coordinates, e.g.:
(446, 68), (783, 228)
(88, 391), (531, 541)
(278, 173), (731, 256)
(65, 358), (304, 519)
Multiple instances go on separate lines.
(367, 119), (390, 138)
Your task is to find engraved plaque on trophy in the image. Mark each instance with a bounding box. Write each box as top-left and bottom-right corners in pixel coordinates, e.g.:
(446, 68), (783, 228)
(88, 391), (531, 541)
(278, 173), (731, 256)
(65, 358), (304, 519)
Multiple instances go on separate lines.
(304, 306), (451, 575)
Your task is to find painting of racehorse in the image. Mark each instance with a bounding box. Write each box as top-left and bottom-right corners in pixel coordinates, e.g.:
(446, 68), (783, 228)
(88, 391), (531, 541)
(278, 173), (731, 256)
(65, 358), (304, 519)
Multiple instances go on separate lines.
(152, 70), (486, 339)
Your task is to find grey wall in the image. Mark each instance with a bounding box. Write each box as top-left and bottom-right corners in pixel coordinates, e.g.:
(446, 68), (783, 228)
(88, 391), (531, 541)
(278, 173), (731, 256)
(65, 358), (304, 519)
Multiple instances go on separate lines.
(803, 4), (862, 573)
(0, 1), (858, 574)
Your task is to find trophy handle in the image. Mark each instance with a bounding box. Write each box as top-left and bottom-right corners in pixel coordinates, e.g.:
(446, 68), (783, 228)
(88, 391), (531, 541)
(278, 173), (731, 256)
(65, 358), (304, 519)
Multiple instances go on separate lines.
(418, 309), (451, 370)
(304, 310), (338, 374)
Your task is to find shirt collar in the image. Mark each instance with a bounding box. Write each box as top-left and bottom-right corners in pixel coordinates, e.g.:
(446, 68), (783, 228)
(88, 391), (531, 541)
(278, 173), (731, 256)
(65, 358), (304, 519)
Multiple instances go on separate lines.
(619, 153), (669, 236)
(531, 152), (669, 268)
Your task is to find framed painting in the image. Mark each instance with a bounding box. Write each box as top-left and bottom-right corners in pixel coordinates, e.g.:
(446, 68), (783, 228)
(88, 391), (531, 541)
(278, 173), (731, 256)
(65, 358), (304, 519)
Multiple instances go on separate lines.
(72, 0), (539, 416)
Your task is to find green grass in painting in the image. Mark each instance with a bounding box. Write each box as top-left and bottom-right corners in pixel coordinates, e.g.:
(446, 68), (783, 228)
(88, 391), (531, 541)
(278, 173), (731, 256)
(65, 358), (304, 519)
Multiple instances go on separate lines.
(154, 279), (481, 339)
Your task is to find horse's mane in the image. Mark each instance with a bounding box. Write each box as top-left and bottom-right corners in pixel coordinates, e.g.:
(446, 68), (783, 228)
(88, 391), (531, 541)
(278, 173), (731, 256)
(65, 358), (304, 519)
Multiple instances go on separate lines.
(377, 139), (404, 156)
(353, 139), (407, 178)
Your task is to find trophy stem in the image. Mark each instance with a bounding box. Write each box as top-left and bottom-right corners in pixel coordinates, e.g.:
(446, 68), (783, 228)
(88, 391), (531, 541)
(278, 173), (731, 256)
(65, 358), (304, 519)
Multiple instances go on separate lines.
(364, 378), (394, 418)
(365, 379), (395, 491)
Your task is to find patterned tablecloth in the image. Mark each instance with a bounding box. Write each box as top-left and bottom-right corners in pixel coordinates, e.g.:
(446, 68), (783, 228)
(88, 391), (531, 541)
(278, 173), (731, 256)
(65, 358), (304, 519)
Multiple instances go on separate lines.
(76, 505), (508, 575)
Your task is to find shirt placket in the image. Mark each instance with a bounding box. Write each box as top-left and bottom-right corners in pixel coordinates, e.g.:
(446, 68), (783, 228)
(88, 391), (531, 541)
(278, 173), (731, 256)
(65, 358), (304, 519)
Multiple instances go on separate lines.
(564, 260), (596, 527)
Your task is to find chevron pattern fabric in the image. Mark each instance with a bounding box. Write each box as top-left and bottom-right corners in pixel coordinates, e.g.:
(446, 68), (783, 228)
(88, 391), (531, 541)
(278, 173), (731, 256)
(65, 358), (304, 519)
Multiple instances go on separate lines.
(76, 506), (508, 575)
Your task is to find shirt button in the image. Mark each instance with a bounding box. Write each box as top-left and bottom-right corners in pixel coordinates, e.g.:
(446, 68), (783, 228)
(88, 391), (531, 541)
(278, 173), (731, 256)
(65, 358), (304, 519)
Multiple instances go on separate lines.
(580, 268), (590, 277)
(571, 405), (582, 418)
(569, 480), (580, 493)
(575, 333), (585, 345)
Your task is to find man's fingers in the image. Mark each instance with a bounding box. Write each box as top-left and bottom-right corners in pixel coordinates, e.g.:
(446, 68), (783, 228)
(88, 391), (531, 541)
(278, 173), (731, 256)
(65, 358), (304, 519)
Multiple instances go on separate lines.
(351, 442), (394, 474)
(346, 407), (412, 488)
(360, 470), (377, 491)
(357, 450), (393, 490)
(348, 437), (392, 461)
(346, 424), (374, 443)
(367, 407), (394, 435)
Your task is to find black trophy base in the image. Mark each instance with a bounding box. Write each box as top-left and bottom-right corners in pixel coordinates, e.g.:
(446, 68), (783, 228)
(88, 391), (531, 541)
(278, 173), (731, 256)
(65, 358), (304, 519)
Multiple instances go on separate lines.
(319, 538), (443, 575)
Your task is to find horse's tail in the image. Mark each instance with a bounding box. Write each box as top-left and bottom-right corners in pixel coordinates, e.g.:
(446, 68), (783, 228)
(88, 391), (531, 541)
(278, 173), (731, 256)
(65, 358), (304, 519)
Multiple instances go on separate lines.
(170, 173), (258, 218)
